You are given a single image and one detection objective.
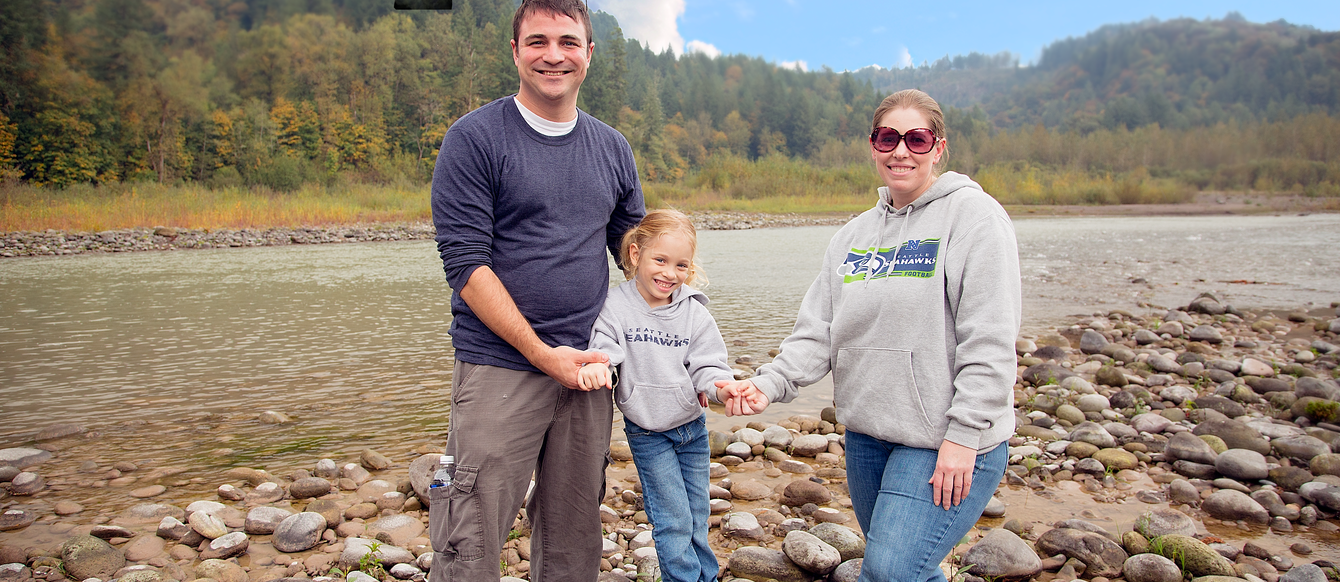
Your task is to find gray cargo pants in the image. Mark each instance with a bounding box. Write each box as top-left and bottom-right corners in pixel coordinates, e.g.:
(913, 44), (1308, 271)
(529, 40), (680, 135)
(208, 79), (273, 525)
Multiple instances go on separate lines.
(428, 360), (613, 581)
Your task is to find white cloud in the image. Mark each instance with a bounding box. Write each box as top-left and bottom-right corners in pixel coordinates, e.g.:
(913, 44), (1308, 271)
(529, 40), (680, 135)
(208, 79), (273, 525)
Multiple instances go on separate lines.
(778, 60), (808, 72)
(589, 0), (686, 55)
(685, 40), (721, 58)
(895, 47), (913, 69)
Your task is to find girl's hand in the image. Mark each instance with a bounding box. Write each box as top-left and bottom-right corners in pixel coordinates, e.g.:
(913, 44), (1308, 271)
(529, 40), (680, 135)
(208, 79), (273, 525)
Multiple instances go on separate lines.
(930, 439), (976, 509)
(697, 392), (709, 408)
(714, 380), (769, 416)
(577, 362), (611, 391)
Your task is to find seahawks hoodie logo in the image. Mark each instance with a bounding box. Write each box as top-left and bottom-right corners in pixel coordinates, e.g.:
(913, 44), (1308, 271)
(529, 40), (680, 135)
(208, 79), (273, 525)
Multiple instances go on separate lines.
(839, 239), (940, 283)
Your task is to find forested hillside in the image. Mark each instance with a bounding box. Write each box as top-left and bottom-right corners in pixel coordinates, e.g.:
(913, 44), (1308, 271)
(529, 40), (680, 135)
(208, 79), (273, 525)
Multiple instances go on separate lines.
(0, 0), (1337, 205)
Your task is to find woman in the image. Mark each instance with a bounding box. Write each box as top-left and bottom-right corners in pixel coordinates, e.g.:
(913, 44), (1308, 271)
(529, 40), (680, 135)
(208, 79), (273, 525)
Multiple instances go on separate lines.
(719, 89), (1021, 581)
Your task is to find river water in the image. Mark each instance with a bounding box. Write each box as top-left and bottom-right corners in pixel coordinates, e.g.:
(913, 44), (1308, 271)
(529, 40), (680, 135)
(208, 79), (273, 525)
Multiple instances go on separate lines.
(1, 214), (1338, 513)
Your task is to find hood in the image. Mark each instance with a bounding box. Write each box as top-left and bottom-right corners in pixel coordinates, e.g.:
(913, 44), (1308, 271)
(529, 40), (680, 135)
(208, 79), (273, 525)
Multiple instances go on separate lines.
(877, 171), (981, 216)
(624, 280), (709, 314)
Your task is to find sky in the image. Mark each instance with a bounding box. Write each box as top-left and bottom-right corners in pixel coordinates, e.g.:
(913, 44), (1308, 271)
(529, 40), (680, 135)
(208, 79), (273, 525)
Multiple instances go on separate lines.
(586, 0), (1340, 72)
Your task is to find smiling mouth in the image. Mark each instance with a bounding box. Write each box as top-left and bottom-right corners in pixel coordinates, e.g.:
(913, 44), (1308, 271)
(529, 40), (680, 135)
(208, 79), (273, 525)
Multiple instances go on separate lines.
(887, 164), (916, 174)
(653, 279), (675, 292)
(539, 70), (569, 77)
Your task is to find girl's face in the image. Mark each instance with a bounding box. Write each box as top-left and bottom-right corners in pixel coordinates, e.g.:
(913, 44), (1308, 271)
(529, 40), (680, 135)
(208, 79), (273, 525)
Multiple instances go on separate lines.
(628, 231), (694, 307)
(871, 107), (945, 208)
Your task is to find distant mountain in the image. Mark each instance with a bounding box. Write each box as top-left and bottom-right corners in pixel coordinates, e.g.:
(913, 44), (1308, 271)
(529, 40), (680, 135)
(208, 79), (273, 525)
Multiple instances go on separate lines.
(851, 14), (1340, 131)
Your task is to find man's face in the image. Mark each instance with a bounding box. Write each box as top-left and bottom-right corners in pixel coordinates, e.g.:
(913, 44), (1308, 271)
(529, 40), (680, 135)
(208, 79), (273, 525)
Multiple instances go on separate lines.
(511, 10), (592, 118)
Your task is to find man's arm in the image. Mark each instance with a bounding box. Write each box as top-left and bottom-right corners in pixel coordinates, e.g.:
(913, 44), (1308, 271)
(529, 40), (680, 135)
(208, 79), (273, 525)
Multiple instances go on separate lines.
(459, 265), (606, 389)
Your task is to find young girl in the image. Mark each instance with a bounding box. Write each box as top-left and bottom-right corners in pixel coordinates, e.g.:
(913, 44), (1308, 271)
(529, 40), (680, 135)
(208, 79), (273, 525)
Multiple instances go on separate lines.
(578, 209), (764, 582)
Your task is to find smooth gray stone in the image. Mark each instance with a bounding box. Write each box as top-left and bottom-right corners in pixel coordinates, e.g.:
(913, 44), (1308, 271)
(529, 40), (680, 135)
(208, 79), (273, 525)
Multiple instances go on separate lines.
(60, 535), (126, 581)
(1201, 489), (1270, 524)
(1122, 553), (1183, 582)
(1165, 431), (1218, 465)
(962, 528), (1042, 579)
(782, 530), (841, 575)
(807, 523), (865, 562)
(1134, 508), (1197, 538)
(1215, 449), (1268, 481)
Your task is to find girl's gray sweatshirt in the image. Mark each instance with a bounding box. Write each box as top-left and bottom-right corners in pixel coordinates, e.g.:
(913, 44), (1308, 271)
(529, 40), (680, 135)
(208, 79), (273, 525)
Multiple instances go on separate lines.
(589, 280), (735, 432)
(750, 172), (1021, 453)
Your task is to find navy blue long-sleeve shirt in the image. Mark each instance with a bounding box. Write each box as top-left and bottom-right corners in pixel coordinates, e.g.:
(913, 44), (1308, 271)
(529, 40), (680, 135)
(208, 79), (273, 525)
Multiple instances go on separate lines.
(431, 96), (645, 372)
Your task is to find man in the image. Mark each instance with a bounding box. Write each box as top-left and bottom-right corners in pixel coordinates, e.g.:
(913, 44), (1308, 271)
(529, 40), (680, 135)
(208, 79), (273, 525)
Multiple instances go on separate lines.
(428, 0), (644, 580)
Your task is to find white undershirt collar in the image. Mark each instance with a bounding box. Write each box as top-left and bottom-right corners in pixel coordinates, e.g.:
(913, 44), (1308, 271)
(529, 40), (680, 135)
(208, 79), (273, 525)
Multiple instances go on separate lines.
(514, 97), (577, 137)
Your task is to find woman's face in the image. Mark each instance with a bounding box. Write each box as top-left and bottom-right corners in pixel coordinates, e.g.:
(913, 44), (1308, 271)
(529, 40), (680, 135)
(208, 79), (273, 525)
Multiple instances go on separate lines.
(871, 108), (945, 208)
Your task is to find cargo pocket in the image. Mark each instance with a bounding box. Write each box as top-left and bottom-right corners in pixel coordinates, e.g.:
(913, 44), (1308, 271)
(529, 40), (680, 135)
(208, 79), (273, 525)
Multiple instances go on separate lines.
(427, 464), (484, 562)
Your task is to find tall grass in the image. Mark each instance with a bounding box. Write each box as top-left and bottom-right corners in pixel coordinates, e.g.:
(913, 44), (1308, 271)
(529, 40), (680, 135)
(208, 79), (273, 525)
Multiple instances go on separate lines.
(0, 180), (431, 232)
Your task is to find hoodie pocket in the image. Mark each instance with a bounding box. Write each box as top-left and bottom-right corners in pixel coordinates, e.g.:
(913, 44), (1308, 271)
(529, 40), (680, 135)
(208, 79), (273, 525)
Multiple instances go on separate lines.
(618, 383), (699, 419)
(833, 348), (934, 438)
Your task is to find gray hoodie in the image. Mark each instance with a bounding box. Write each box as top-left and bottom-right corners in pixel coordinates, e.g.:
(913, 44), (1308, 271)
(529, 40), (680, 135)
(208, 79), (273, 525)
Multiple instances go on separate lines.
(751, 172), (1021, 452)
(590, 280), (735, 432)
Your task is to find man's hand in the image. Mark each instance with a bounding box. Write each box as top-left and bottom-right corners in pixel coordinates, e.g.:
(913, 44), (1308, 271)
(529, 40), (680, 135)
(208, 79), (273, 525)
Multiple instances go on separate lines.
(535, 346), (608, 390)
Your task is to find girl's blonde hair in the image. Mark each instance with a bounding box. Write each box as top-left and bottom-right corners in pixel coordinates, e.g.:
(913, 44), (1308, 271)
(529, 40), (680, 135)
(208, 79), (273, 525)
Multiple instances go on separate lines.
(619, 209), (708, 288)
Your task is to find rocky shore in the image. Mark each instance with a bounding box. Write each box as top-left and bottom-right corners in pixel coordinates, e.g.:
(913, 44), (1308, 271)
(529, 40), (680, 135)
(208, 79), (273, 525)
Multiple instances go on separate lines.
(4, 291), (1340, 582)
(0, 213), (854, 258)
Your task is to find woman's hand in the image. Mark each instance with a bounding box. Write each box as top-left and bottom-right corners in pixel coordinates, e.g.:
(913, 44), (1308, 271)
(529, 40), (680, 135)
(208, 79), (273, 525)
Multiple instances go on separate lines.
(929, 439), (976, 510)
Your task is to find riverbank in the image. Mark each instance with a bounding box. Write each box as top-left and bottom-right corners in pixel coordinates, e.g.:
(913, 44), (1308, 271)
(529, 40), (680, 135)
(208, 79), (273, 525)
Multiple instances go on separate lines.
(2, 192), (1336, 258)
(4, 293), (1340, 581)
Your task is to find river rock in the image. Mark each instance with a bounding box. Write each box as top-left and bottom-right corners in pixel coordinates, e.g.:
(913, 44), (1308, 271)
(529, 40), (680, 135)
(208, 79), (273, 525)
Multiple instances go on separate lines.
(0, 449), (52, 469)
(341, 463), (372, 485)
(962, 528), (1041, 579)
(725, 442), (753, 458)
(1158, 321), (1184, 336)
(721, 512), (766, 541)
(1093, 448), (1139, 470)
(1193, 418), (1269, 455)
(342, 538), (415, 569)
(1068, 422), (1116, 449)
(1076, 394), (1110, 412)
(0, 510), (36, 532)
(1034, 527), (1127, 577)
(290, 477), (333, 499)
(273, 512), (327, 553)
(1240, 357), (1275, 377)
(1282, 563), (1328, 582)
(187, 510), (228, 539)
(1310, 453), (1340, 477)
(1273, 435), (1331, 461)
(1149, 534), (1235, 576)
(791, 434), (829, 457)
(1134, 508), (1196, 538)
(1145, 354), (1181, 374)
(780, 479), (832, 507)
(731, 479), (772, 501)
(734, 428), (765, 447)
(407, 454), (438, 506)
(1131, 412), (1173, 434)
(258, 411), (291, 424)
(1095, 366), (1130, 388)
(1133, 329), (1161, 345)
(1158, 384), (1196, 405)
(807, 524), (864, 562)
(782, 530), (840, 575)
(121, 535), (165, 562)
(360, 449), (392, 471)
(247, 481), (285, 503)
(1022, 363), (1074, 386)
(9, 472), (43, 495)
(1165, 431), (1219, 464)
(1249, 376), (1291, 394)
(192, 559), (247, 582)
(60, 535), (125, 580)
(761, 426), (793, 448)
(1215, 449), (1268, 480)
(199, 531), (249, 560)
(306, 498), (343, 527)
(1189, 325), (1223, 343)
(1294, 397), (1340, 424)
(1269, 465), (1315, 491)
(1193, 395), (1245, 418)
(1201, 489), (1270, 523)
(365, 514), (424, 547)
(728, 547), (810, 582)
(1122, 552), (1183, 582)
(1297, 377), (1340, 400)
(1080, 330), (1109, 354)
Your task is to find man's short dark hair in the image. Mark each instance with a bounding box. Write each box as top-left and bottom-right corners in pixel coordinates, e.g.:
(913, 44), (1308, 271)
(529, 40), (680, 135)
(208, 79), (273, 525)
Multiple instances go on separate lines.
(512, 0), (593, 46)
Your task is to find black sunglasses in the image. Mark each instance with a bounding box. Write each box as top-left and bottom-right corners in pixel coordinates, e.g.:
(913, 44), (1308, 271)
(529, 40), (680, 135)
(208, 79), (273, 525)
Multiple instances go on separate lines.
(869, 127), (939, 154)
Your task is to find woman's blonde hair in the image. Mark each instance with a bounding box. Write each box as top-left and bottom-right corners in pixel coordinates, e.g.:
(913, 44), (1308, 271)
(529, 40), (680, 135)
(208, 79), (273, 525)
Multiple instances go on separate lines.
(619, 209), (707, 288)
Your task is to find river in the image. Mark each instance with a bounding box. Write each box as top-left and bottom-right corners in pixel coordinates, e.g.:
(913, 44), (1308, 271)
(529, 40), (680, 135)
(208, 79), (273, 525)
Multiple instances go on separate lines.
(1, 214), (1338, 511)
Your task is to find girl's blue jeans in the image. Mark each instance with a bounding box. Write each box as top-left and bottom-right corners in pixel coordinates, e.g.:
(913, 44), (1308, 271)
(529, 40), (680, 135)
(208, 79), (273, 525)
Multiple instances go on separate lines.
(844, 430), (1007, 582)
(623, 414), (718, 582)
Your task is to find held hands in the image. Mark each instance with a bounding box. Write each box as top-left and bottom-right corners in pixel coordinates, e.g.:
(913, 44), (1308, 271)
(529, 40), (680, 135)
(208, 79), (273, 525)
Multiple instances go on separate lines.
(537, 346), (608, 390)
(930, 439), (976, 510)
(577, 361), (613, 391)
(713, 379), (771, 416)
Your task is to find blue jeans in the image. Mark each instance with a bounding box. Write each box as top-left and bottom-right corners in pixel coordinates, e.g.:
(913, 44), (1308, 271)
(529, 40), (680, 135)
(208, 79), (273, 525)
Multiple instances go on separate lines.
(845, 430), (1007, 582)
(623, 415), (717, 582)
